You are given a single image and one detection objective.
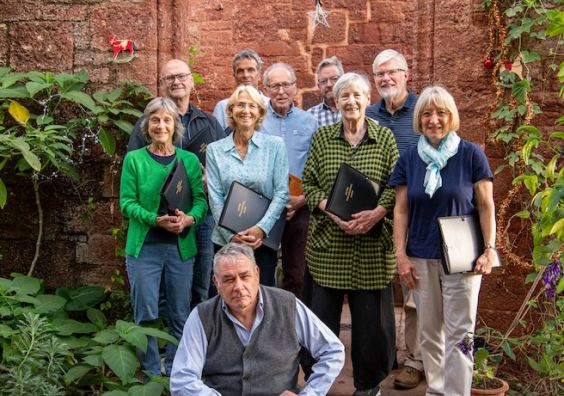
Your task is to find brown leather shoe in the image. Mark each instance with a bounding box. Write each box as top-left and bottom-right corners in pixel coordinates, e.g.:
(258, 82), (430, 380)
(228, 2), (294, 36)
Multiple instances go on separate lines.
(394, 366), (423, 389)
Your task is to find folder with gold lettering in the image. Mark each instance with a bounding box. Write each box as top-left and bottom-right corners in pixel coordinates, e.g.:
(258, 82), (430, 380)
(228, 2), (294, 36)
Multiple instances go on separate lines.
(218, 181), (286, 250)
(325, 163), (380, 221)
(186, 128), (213, 166)
(160, 159), (192, 216)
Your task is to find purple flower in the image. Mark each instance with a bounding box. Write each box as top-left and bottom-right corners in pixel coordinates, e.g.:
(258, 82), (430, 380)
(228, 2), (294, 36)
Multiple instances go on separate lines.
(456, 334), (474, 356)
(543, 259), (562, 297)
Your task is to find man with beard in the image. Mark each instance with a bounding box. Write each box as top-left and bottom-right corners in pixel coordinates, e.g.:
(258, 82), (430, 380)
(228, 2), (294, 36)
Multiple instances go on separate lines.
(365, 49), (423, 390)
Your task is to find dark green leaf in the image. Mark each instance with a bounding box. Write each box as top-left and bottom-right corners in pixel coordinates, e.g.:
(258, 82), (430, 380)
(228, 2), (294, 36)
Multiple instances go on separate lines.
(102, 344), (138, 385)
(113, 119), (134, 135)
(127, 382), (164, 396)
(118, 108), (143, 117)
(98, 129), (116, 155)
(119, 327), (148, 352)
(60, 91), (97, 111)
(52, 318), (98, 336)
(520, 51), (540, 64)
(1, 73), (27, 89)
(11, 274), (41, 295)
(64, 365), (92, 384)
(59, 285), (106, 311)
(0, 324), (15, 338)
(501, 342), (516, 361)
(87, 308), (108, 329)
(83, 353), (103, 367)
(0, 178), (6, 209)
(102, 391), (128, 396)
(0, 86), (30, 99)
(93, 329), (120, 345)
(34, 294), (67, 313)
(138, 326), (178, 345)
(36, 115), (54, 125)
(25, 82), (51, 97)
(512, 80), (531, 104)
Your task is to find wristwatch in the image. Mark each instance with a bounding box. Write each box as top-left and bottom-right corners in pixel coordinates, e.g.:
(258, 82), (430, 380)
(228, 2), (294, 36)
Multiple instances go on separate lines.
(484, 243), (497, 251)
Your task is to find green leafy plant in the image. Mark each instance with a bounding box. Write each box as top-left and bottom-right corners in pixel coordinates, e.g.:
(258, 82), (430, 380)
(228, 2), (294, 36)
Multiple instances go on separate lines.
(0, 69), (149, 276)
(0, 273), (174, 395)
(479, 0), (563, 393)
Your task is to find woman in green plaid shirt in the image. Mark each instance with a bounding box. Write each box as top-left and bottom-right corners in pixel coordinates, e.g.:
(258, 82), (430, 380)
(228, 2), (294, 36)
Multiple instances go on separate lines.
(302, 72), (399, 396)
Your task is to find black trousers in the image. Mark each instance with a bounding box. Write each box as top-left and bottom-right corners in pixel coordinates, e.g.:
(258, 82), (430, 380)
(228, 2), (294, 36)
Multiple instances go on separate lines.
(310, 280), (396, 390)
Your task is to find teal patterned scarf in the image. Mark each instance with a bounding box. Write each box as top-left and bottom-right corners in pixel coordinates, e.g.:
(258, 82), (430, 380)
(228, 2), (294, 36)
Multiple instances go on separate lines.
(417, 132), (461, 198)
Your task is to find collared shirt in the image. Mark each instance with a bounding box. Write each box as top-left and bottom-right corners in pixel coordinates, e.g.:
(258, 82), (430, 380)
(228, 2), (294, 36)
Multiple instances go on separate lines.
(205, 131), (289, 245)
(365, 91), (419, 155)
(302, 119), (399, 290)
(307, 101), (341, 127)
(170, 289), (345, 396)
(212, 92), (270, 129)
(261, 102), (319, 179)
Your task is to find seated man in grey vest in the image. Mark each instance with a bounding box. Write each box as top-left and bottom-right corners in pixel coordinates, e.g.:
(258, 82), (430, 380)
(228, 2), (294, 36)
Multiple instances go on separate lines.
(170, 243), (345, 396)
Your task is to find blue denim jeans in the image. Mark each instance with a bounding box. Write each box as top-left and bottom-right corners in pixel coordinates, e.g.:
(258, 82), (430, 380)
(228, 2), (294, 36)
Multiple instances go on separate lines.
(191, 211), (215, 309)
(126, 242), (194, 376)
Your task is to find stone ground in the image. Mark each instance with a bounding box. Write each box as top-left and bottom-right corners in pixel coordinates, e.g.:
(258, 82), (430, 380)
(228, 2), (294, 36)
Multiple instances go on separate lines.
(300, 303), (427, 396)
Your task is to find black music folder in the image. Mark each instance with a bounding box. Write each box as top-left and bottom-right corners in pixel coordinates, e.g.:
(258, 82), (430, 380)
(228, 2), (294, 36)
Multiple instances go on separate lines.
(218, 181), (286, 250)
(186, 129), (213, 166)
(438, 215), (501, 274)
(160, 159), (192, 216)
(326, 163), (381, 221)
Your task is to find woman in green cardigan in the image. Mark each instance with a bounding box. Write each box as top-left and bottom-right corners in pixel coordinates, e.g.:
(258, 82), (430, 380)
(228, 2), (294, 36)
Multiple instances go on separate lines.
(120, 97), (207, 376)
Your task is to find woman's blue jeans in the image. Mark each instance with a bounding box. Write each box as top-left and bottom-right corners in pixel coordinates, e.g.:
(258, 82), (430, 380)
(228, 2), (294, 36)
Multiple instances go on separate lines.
(126, 242), (194, 376)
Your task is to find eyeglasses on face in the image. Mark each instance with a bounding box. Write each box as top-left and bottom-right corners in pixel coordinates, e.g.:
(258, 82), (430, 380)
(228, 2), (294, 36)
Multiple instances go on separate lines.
(318, 76), (341, 86)
(373, 69), (406, 78)
(161, 73), (192, 84)
(234, 102), (259, 110)
(421, 109), (450, 118)
(267, 81), (296, 91)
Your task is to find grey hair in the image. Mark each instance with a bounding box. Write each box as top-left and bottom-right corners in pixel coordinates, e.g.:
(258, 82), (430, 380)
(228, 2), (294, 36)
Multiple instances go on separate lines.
(213, 243), (257, 275)
(372, 49), (408, 71)
(332, 72), (371, 100)
(263, 63), (296, 87)
(140, 97), (184, 144)
(232, 49), (264, 73)
(315, 55), (344, 77)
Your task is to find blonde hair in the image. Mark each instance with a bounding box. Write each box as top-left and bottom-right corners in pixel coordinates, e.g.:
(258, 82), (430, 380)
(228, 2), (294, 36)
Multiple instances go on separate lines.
(413, 85), (460, 133)
(226, 85), (266, 131)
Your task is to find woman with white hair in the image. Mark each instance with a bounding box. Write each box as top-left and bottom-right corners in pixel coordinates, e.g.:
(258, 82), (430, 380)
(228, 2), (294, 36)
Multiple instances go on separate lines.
(302, 72), (399, 396)
(390, 85), (496, 395)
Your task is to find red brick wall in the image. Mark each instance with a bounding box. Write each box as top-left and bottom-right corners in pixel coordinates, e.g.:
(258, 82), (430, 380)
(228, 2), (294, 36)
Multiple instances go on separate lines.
(1, 0), (545, 329)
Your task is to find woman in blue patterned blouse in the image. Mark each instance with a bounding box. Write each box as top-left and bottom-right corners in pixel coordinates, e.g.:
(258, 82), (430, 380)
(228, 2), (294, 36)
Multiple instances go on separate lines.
(206, 85), (289, 286)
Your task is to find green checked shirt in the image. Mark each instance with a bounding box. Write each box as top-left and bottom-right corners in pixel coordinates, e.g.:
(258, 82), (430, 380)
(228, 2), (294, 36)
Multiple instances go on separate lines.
(302, 118), (399, 290)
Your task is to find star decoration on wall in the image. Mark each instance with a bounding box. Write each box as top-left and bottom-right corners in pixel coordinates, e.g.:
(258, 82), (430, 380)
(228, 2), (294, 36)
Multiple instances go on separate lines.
(307, 0), (330, 31)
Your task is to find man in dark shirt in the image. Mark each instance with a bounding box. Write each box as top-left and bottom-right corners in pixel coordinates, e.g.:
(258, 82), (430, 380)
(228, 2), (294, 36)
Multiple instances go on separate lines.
(127, 59), (226, 309)
(365, 49), (424, 390)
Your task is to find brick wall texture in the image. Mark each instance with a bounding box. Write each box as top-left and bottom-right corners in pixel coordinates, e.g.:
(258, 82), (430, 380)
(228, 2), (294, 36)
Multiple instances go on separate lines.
(1, 0), (558, 330)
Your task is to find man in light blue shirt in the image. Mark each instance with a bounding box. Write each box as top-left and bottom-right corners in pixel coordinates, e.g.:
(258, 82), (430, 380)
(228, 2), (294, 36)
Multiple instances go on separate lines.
(212, 49), (268, 129)
(261, 63), (319, 300)
(170, 243), (345, 396)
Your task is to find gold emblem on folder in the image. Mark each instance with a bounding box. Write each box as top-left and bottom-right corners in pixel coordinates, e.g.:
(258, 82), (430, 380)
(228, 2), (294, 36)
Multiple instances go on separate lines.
(237, 201), (247, 217)
(175, 180), (183, 195)
(199, 142), (208, 153)
(345, 184), (354, 202)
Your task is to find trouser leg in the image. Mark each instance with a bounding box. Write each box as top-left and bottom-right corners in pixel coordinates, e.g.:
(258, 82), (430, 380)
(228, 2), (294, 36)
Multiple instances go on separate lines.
(402, 281), (424, 371)
(348, 285), (396, 390)
(411, 257), (444, 395)
(442, 270), (482, 396)
(126, 244), (163, 376)
(281, 208), (309, 298)
(162, 246), (194, 376)
(191, 212), (214, 309)
(254, 244), (278, 287)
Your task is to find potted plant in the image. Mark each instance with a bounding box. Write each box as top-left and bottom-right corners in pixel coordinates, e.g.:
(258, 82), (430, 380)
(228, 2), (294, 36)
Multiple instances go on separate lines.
(471, 343), (510, 396)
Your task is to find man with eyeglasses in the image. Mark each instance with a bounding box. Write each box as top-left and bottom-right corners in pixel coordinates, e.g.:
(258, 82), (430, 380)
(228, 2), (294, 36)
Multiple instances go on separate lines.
(366, 49), (424, 390)
(127, 59), (226, 316)
(212, 49), (268, 129)
(307, 56), (343, 127)
(261, 63), (318, 300)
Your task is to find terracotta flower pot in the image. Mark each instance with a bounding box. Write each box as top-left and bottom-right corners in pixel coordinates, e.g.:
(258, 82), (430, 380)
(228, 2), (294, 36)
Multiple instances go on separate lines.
(471, 377), (510, 396)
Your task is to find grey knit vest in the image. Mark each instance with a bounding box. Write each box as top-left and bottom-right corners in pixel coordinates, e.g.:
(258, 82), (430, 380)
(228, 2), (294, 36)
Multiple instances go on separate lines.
(199, 286), (301, 395)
